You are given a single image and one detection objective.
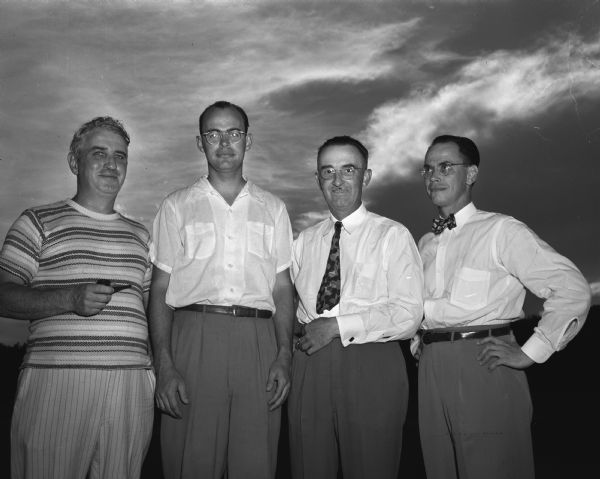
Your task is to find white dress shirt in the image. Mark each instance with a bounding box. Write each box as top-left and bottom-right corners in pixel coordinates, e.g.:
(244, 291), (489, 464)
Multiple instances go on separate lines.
(418, 202), (591, 363)
(292, 204), (424, 346)
(151, 176), (293, 311)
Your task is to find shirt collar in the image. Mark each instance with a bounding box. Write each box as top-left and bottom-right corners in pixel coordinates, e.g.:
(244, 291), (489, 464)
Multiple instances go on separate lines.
(194, 175), (265, 203)
(453, 202), (476, 228)
(322, 203), (367, 236)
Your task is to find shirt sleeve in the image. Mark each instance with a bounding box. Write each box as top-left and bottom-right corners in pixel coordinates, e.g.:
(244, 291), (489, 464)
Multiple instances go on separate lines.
(274, 202), (293, 273)
(497, 219), (591, 363)
(336, 226), (425, 345)
(0, 210), (43, 284)
(142, 233), (153, 293)
(150, 196), (182, 274)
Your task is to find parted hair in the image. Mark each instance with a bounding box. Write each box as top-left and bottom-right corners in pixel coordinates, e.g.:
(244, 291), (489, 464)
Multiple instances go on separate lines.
(69, 116), (130, 160)
(199, 101), (250, 133)
(427, 135), (480, 166)
(317, 135), (369, 166)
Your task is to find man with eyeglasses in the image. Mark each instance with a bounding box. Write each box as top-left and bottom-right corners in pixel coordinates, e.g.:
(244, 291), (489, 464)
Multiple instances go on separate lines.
(288, 136), (424, 479)
(149, 101), (294, 479)
(415, 134), (591, 479)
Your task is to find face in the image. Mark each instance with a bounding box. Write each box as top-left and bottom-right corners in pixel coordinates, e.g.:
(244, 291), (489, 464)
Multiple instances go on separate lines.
(423, 142), (478, 215)
(197, 106), (252, 175)
(68, 128), (128, 199)
(317, 144), (371, 220)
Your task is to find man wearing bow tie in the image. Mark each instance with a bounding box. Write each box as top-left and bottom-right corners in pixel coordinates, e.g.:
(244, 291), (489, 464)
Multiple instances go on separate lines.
(289, 136), (423, 479)
(415, 135), (591, 479)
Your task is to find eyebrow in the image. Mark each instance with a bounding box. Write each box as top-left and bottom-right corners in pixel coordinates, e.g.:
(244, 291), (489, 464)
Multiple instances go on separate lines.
(320, 163), (360, 169)
(204, 128), (243, 132)
(90, 146), (127, 156)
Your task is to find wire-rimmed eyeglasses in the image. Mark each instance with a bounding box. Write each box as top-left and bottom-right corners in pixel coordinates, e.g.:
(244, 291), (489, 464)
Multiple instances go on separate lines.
(318, 166), (364, 180)
(199, 129), (247, 145)
(420, 162), (470, 178)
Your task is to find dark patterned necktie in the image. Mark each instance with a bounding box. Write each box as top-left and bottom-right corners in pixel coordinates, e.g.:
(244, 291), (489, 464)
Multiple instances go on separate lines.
(316, 221), (343, 314)
(432, 213), (456, 235)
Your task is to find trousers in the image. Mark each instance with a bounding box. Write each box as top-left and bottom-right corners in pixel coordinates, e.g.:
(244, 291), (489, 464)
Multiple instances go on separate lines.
(161, 310), (280, 479)
(418, 333), (534, 479)
(288, 339), (408, 479)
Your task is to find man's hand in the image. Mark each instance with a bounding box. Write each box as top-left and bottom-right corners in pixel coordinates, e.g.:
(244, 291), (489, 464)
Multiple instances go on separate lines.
(477, 335), (535, 371)
(155, 364), (189, 418)
(266, 352), (291, 411)
(69, 283), (114, 316)
(295, 316), (340, 355)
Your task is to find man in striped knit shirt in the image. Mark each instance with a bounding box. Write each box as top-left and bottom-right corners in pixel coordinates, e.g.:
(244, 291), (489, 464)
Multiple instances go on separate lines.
(0, 117), (154, 479)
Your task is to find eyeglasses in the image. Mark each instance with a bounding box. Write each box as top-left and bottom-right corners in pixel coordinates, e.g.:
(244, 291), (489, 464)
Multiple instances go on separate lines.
(420, 162), (470, 178)
(199, 129), (247, 145)
(318, 166), (364, 180)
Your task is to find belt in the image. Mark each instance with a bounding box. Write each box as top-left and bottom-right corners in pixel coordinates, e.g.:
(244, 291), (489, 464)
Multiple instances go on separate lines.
(421, 325), (512, 345)
(178, 304), (272, 319)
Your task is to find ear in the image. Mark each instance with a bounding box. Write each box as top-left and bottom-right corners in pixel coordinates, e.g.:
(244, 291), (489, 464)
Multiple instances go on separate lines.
(196, 135), (205, 154)
(68, 152), (78, 175)
(315, 171), (323, 191)
(362, 168), (372, 187)
(245, 133), (253, 151)
(466, 165), (478, 185)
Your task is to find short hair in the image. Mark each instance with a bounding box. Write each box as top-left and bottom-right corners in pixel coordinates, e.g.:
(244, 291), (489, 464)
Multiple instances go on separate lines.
(427, 135), (480, 166)
(69, 116), (130, 160)
(199, 101), (250, 133)
(317, 135), (369, 166)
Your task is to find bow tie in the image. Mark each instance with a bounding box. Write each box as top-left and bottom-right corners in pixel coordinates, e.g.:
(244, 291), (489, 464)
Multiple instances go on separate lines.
(432, 214), (456, 235)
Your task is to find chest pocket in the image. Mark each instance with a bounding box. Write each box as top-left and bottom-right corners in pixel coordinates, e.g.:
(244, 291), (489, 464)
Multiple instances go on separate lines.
(450, 267), (490, 310)
(184, 223), (215, 260)
(247, 221), (274, 259)
(352, 262), (379, 298)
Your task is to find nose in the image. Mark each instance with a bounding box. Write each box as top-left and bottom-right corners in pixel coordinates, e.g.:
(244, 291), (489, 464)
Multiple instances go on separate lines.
(219, 132), (231, 146)
(428, 167), (442, 182)
(332, 170), (344, 186)
(104, 155), (117, 169)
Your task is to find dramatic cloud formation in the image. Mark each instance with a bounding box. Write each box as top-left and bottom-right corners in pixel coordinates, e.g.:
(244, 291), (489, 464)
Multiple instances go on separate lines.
(1, 0), (599, 344)
(363, 33), (600, 180)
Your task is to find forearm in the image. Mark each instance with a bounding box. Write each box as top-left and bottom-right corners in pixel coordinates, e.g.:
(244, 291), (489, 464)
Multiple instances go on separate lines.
(148, 269), (176, 371)
(336, 300), (423, 344)
(272, 270), (294, 358)
(0, 281), (73, 320)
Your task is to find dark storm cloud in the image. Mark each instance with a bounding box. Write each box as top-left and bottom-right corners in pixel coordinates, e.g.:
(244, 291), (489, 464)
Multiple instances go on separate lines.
(1, 0), (599, 343)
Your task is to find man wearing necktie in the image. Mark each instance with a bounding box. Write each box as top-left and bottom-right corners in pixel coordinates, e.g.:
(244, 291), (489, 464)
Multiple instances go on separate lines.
(415, 135), (591, 479)
(289, 136), (424, 479)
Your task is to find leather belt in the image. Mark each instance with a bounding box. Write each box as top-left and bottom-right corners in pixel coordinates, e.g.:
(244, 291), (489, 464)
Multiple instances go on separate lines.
(421, 325), (512, 345)
(178, 303), (272, 319)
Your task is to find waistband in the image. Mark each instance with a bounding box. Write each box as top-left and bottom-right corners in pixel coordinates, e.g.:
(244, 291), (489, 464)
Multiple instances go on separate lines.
(421, 325), (512, 345)
(177, 304), (273, 319)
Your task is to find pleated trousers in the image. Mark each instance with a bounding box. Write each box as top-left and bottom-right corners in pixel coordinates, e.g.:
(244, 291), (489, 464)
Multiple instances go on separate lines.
(160, 310), (280, 479)
(418, 333), (535, 479)
(11, 368), (155, 479)
(288, 339), (408, 479)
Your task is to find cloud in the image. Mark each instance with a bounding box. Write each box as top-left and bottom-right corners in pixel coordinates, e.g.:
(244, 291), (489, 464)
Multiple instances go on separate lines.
(292, 209), (330, 236)
(362, 33), (600, 180)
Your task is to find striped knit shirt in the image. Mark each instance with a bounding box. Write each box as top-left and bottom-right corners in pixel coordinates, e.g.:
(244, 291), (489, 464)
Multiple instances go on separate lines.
(0, 199), (152, 369)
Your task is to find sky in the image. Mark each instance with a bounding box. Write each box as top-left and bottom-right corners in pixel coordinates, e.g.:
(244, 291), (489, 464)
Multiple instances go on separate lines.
(0, 0), (599, 344)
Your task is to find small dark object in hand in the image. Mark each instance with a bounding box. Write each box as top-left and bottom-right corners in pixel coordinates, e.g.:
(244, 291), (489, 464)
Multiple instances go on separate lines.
(96, 279), (131, 292)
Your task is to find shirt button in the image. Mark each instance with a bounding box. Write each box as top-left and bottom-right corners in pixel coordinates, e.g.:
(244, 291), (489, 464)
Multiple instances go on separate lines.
(230, 288), (234, 292)
(349, 337), (354, 342)
(227, 264), (233, 268)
